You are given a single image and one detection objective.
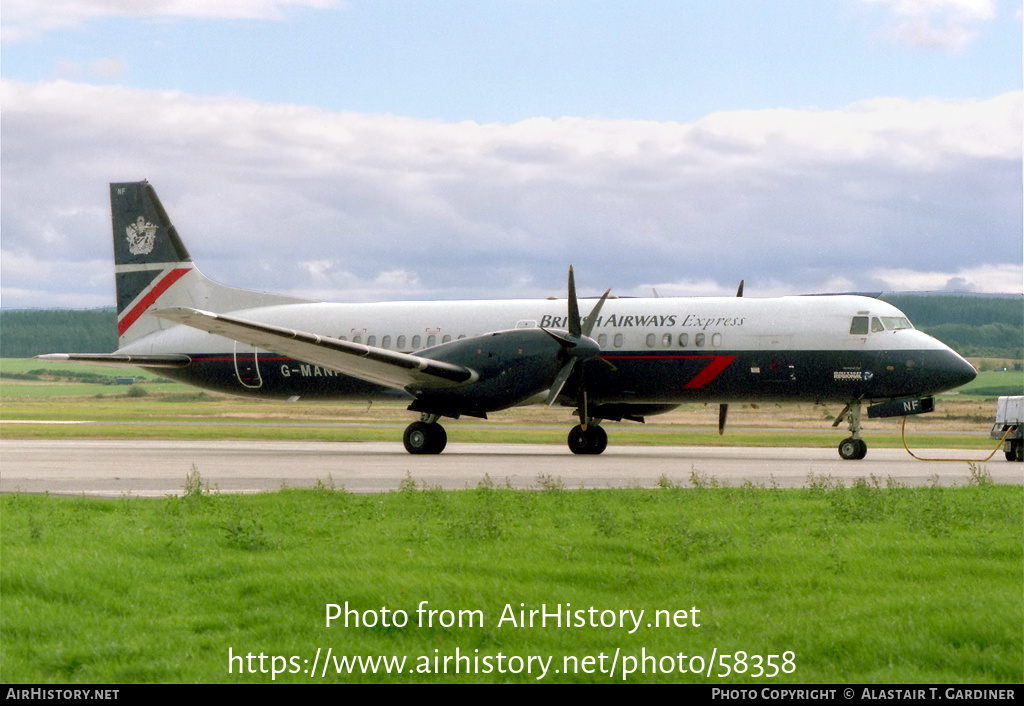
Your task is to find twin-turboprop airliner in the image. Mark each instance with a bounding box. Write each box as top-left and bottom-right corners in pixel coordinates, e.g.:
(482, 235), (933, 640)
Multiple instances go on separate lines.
(40, 181), (978, 458)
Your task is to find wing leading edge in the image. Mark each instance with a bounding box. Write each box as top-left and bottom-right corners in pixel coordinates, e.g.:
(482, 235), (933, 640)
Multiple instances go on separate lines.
(152, 307), (478, 391)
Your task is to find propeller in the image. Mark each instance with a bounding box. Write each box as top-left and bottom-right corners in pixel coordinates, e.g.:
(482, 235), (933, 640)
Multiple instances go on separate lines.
(719, 279), (744, 435)
(543, 267), (611, 429)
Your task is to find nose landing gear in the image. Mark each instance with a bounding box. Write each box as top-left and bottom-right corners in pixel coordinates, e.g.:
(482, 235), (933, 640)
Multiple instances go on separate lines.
(834, 400), (868, 460)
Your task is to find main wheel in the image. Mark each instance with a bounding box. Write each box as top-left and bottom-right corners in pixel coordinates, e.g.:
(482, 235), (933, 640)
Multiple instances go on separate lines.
(1007, 439), (1023, 462)
(567, 425), (608, 455)
(838, 437), (867, 460)
(403, 422), (447, 454)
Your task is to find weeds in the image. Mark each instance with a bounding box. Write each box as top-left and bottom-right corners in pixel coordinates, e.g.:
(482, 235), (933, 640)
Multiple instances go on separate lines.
(398, 471), (418, 493)
(968, 463), (993, 486)
(221, 510), (274, 551)
(535, 473), (565, 492)
(27, 514), (42, 542)
(183, 465), (211, 500)
(656, 473), (678, 489)
(688, 466), (720, 489)
(313, 474), (341, 493)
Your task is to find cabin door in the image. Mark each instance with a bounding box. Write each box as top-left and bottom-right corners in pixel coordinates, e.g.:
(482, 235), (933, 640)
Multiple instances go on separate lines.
(233, 342), (264, 389)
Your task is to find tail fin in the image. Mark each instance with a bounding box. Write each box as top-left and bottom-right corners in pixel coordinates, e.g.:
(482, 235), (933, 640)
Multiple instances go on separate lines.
(111, 181), (310, 348)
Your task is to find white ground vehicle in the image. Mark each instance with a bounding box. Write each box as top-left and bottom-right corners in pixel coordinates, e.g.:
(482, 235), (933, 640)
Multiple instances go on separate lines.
(991, 396), (1024, 462)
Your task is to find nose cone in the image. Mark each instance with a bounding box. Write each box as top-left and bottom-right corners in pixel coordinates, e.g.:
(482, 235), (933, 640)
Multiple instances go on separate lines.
(940, 350), (978, 392)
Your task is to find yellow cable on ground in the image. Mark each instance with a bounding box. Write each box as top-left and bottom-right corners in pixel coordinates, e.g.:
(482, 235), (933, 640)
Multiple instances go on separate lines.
(901, 417), (1015, 462)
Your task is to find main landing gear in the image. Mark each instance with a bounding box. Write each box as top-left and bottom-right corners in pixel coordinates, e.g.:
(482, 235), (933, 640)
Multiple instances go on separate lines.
(567, 423), (608, 455)
(834, 400), (868, 460)
(403, 415), (447, 455)
(403, 415), (611, 455)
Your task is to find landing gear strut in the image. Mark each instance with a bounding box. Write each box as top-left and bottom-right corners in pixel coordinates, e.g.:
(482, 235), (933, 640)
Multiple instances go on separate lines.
(567, 423), (608, 455)
(834, 400), (867, 460)
(403, 415), (447, 455)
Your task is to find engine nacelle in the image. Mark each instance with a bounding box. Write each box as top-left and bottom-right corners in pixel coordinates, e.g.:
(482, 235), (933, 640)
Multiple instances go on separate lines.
(409, 328), (566, 416)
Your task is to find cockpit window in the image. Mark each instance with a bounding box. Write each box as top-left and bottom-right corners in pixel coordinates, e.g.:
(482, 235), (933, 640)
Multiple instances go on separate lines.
(850, 316), (869, 335)
(871, 317), (884, 333)
(881, 317), (913, 330)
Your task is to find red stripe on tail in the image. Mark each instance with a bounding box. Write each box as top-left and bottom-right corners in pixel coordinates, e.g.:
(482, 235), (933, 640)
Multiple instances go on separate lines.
(117, 267), (191, 336)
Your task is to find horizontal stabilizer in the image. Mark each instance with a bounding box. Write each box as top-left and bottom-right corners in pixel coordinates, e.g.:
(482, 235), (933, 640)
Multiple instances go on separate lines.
(152, 307), (477, 391)
(35, 353), (192, 368)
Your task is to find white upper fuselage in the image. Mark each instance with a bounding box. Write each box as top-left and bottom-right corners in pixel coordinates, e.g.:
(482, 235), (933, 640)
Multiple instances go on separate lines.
(125, 294), (950, 358)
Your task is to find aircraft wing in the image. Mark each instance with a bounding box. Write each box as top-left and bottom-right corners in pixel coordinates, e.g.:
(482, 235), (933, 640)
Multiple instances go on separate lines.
(152, 307), (478, 391)
(35, 353), (192, 368)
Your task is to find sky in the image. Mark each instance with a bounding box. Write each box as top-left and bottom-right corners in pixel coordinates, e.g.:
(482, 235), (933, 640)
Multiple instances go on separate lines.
(1, 0), (1021, 310)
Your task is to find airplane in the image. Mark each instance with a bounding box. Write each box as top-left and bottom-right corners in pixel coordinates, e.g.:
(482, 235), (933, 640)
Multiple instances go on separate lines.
(39, 181), (978, 458)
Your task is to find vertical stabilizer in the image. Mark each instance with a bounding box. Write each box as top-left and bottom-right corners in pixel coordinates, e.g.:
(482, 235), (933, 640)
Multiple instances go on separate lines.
(111, 181), (310, 348)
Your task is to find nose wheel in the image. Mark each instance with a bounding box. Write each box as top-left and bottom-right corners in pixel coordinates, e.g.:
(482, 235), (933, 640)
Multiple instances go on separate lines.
(838, 436), (868, 460)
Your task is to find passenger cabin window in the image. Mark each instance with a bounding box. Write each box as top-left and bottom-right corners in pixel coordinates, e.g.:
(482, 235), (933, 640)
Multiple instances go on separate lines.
(382, 336), (392, 349)
(646, 333), (656, 347)
(679, 333), (689, 347)
(397, 335), (406, 349)
(695, 333), (706, 348)
(850, 316), (869, 335)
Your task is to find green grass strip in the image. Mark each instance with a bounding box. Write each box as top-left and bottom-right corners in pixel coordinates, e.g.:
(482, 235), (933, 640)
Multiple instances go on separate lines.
(2, 478), (1020, 683)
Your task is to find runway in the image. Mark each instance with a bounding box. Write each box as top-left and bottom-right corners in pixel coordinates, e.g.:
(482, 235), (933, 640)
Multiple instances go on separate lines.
(1, 439), (1019, 496)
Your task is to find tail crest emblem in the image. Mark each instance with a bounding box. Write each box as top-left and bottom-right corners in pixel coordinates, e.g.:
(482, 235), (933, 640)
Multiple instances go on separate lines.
(126, 217), (158, 255)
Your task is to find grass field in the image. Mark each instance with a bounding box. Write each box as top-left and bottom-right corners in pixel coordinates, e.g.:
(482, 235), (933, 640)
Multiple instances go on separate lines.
(2, 477), (1020, 683)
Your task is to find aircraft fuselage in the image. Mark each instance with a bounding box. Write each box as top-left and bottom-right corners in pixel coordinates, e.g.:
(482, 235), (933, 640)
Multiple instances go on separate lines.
(129, 295), (975, 408)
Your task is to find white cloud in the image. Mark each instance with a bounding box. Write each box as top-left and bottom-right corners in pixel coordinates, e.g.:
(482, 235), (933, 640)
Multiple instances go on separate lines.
(0, 80), (1020, 308)
(1, 0), (339, 41)
(862, 0), (997, 50)
(868, 264), (1024, 292)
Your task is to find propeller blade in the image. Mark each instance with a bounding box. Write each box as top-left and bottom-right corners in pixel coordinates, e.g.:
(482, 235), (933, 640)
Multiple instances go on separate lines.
(736, 280), (744, 297)
(544, 359), (576, 408)
(718, 403), (729, 435)
(539, 327), (575, 349)
(581, 288), (611, 338)
(567, 266), (582, 337)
